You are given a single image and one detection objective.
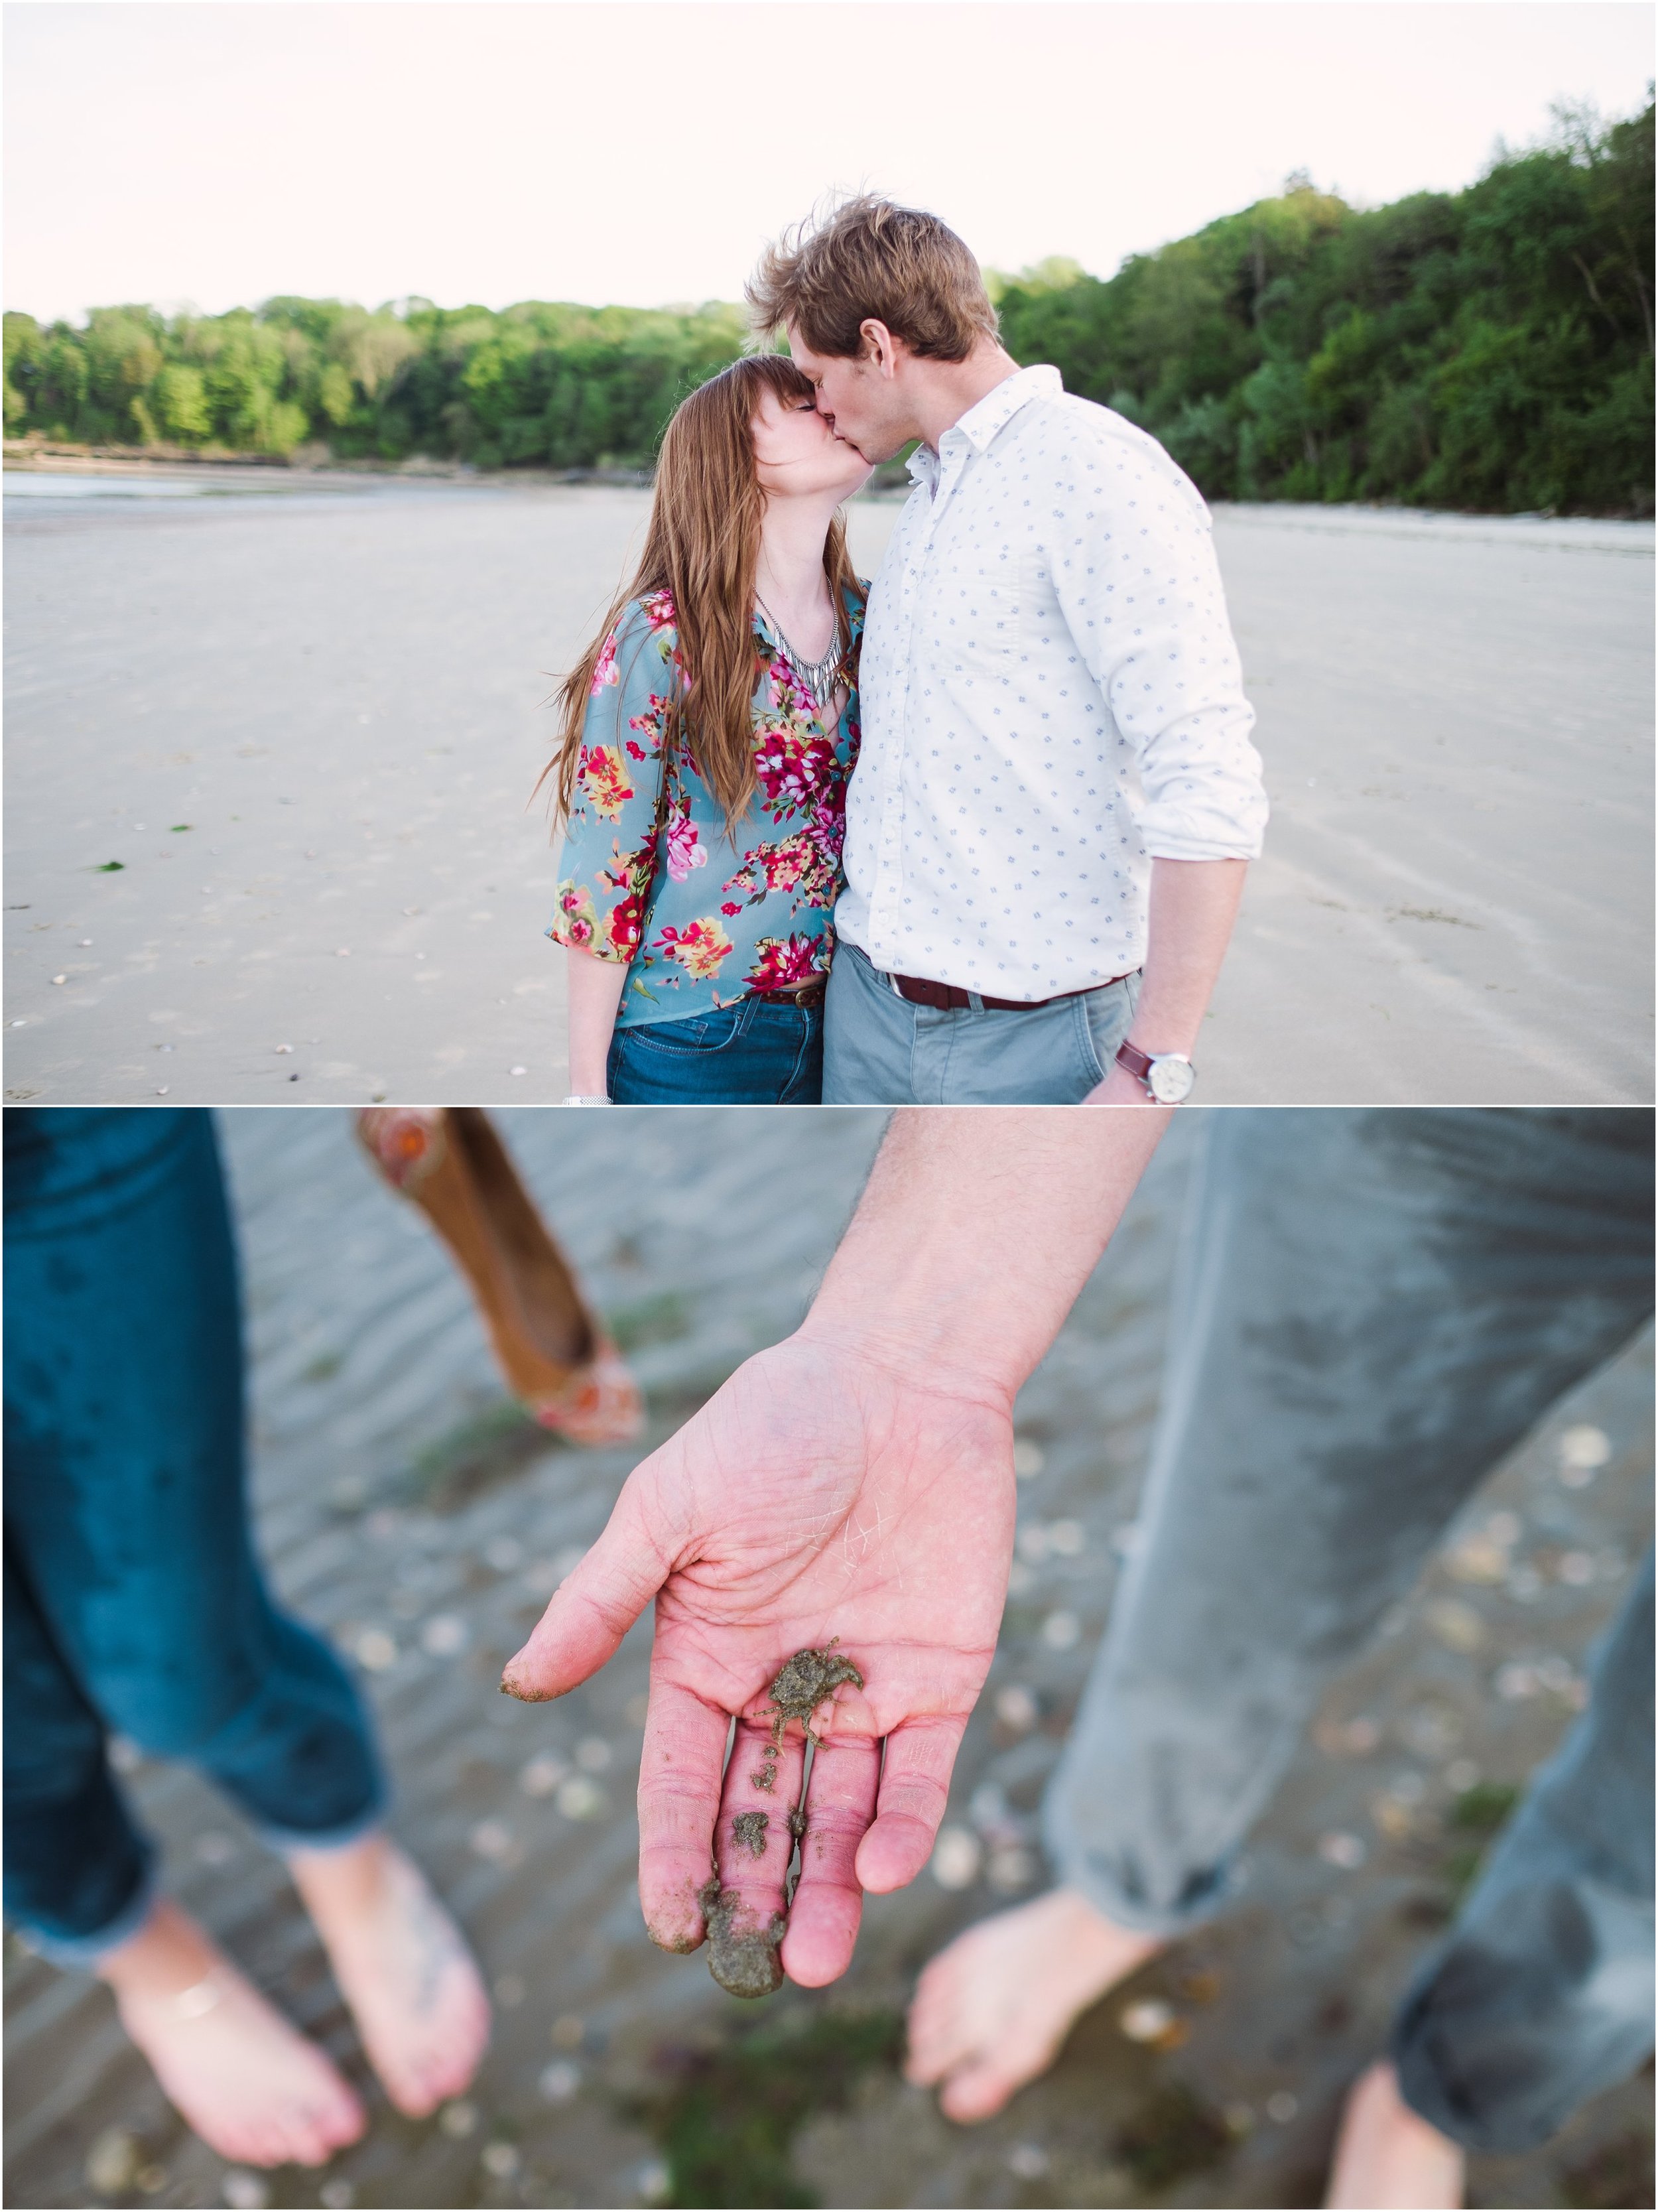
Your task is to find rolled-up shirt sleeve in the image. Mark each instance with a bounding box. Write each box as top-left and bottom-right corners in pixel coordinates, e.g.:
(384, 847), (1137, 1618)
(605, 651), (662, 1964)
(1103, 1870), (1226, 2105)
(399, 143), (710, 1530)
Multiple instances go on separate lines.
(1054, 452), (1268, 863)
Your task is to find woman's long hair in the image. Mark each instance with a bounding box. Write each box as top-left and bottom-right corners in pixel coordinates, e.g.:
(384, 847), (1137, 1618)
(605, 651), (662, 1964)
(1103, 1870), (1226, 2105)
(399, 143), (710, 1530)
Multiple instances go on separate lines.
(542, 354), (864, 834)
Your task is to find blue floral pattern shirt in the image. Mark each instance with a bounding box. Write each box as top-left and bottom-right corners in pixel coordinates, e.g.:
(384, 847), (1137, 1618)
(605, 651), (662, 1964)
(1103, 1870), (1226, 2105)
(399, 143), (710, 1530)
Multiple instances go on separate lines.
(548, 588), (863, 1027)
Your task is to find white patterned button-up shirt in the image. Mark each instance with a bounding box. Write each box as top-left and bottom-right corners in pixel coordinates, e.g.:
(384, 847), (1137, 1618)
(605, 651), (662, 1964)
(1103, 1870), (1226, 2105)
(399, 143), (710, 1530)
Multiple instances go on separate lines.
(837, 363), (1267, 998)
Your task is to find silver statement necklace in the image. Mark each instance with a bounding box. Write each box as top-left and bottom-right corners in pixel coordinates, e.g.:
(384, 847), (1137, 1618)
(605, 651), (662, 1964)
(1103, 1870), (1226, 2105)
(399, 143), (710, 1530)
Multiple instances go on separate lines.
(756, 596), (842, 713)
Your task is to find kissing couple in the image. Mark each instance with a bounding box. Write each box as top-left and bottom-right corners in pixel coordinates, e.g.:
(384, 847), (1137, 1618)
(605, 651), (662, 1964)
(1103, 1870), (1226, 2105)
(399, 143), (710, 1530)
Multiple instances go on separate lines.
(546, 193), (1267, 1107)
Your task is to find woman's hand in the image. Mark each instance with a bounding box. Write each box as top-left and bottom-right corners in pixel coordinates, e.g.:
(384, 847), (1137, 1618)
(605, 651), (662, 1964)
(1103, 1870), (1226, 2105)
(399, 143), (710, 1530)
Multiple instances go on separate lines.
(501, 1334), (1015, 1986)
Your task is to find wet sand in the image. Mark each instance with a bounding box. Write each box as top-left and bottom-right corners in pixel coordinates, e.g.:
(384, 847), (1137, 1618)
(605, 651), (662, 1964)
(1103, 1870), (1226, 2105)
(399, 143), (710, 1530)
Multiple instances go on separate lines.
(4, 1108), (1651, 2209)
(4, 476), (1651, 1104)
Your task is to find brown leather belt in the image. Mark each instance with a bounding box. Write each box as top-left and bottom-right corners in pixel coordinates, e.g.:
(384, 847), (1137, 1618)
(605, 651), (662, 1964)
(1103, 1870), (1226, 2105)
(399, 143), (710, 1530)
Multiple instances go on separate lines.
(749, 977), (827, 1008)
(886, 969), (1131, 1012)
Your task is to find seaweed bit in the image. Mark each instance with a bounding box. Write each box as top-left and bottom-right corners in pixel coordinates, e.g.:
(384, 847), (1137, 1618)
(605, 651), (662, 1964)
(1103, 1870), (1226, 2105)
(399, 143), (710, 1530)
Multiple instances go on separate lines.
(732, 1810), (769, 1859)
(698, 1875), (786, 1998)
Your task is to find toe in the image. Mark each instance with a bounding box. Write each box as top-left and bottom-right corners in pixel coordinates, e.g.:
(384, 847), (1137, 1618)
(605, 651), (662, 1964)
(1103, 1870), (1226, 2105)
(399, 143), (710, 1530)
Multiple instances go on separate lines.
(938, 2060), (1022, 2124)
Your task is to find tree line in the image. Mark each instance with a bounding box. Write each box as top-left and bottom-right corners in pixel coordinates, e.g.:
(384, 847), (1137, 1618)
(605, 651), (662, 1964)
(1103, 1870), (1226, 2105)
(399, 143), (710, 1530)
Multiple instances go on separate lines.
(5, 97), (1651, 513)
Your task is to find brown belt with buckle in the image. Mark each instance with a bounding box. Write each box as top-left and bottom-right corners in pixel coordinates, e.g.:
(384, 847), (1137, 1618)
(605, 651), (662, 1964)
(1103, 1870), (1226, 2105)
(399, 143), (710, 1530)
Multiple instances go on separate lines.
(886, 969), (1131, 1012)
(749, 977), (827, 1008)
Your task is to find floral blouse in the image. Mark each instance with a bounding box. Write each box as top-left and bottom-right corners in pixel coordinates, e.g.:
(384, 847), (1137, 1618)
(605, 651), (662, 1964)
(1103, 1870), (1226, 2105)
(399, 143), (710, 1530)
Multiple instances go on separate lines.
(548, 587), (864, 1027)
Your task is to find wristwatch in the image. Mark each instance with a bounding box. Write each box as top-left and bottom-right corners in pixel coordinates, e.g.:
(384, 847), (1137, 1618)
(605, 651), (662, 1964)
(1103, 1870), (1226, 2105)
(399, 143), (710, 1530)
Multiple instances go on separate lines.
(1114, 1041), (1196, 1104)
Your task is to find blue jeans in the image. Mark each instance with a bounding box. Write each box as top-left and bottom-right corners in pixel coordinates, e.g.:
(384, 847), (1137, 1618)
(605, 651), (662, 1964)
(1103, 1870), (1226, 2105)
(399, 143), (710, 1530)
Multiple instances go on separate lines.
(1044, 1108), (1654, 2153)
(607, 996), (824, 1104)
(4, 1110), (384, 1964)
(822, 941), (1140, 1104)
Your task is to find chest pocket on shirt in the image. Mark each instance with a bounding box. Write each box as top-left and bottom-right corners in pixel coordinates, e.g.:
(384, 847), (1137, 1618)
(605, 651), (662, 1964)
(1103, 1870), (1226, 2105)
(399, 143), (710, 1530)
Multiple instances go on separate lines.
(941, 556), (1022, 690)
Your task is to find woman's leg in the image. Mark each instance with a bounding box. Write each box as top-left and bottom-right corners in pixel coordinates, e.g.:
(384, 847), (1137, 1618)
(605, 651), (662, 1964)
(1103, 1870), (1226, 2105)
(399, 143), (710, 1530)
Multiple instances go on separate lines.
(3, 1108), (488, 2126)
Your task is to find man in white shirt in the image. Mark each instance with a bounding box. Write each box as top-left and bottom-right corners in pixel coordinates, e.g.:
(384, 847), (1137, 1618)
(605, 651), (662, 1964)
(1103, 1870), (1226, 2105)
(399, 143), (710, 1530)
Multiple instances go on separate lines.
(747, 196), (1269, 1106)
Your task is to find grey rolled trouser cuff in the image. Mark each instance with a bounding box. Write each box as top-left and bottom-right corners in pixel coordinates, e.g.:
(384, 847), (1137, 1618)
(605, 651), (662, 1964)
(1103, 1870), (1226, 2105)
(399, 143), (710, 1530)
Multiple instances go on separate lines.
(1042, 1109), (1653, 2146)
(1391, 1547), (1654, 2153)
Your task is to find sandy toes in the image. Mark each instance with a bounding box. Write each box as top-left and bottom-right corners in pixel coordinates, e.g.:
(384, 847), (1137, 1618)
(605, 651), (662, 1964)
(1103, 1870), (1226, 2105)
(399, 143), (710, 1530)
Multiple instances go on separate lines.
(905, 1887), (1161, 2122)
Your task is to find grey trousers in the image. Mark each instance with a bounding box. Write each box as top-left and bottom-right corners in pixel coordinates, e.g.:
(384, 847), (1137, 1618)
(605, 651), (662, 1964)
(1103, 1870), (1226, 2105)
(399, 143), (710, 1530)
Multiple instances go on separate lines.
(822, 942), (1140, 1105)
(1043, 1109), (1654, 2154)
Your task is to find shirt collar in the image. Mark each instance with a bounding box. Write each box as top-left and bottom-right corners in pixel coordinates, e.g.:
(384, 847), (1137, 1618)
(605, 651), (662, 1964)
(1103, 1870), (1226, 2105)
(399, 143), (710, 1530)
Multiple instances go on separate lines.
(944, 363), (1063, 455)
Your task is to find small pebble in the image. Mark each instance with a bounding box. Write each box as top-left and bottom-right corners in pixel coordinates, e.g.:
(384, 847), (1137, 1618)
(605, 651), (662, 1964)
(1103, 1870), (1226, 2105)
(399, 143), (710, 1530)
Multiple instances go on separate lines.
(1318, 1830), (1367, 1868)
(987, 1844), (1037, 1892)
(85, 2127), (140, 2195)
(421, 1613), (468, 1657)
(509, 1065), (529, 1076)
(1012, 1438), (1045, 1478)
(556, 1776), (606, 1821)
(551, 2012), (585, 2048)
(576, 1737), (612, 1772)
(1119, 1998), (1175, 2042)
(1006, 2142), (1049, 2178)
(470, 1820), (514, 1862)
(993, 1685), (1039, 1732)
(1046, 1518), (1086, 1555)
(1040, 1609), (1080, 1650)
(1266, 2091), (1299, 2124)
(438, 2099), (479, 2138)
(539, 2060), (581, 2103)
(320, 2183), (355, 2209)
(521, 1752), (570, 1797)
(929, 1827), (982, 1890)
(481, 2142), (520, 2178)
(1559, 1424), (1611, 1480)
(353, 1628), (397, 1671)
(221, 2172), (269, 2210)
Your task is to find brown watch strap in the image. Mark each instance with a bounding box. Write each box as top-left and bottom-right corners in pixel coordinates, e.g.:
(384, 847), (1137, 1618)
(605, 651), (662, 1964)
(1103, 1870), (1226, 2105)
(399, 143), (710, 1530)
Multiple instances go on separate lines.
(1115, 1041), (1155, 1082)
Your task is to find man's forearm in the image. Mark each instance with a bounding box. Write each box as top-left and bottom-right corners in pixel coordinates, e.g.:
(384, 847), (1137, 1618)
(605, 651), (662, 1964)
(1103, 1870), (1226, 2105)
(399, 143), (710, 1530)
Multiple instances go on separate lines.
(795, 1109), (1167, 1410)
(1088, 856), (1247, 1104)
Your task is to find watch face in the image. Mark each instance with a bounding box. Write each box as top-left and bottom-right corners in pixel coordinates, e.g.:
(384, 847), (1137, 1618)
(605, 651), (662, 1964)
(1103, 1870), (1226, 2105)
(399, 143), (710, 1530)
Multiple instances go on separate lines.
(1149, 1056), (1195, 1104)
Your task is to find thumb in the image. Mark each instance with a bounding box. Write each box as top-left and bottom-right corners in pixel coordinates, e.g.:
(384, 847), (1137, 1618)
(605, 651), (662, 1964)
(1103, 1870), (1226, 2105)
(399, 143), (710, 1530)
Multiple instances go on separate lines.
(501, 1482), (668, 1701)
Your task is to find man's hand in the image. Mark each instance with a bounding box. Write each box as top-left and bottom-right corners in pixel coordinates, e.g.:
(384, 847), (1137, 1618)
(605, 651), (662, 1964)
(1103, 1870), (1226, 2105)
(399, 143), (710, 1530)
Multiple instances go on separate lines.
(502, 1335), (1015, 1988)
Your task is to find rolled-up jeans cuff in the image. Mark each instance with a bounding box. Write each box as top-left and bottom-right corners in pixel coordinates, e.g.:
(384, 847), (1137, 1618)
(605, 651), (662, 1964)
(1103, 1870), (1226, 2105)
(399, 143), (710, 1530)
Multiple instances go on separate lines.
(254, 1788), (387, 1858)
(18, 1860), (161, 1972)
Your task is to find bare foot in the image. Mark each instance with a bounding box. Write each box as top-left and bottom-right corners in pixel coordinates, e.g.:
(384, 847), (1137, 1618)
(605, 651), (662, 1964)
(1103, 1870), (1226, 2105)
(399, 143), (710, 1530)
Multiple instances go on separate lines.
(1326, 2061), (1465, 2209)
(288, 1833), (490, 2118)
(905, 1886), (1162, 2122)
(99, 1900), (366, 2168)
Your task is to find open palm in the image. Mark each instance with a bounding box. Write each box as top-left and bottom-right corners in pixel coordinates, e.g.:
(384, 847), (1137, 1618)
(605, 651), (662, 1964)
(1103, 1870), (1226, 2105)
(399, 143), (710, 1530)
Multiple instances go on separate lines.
(502, 1334), (1016, 1988)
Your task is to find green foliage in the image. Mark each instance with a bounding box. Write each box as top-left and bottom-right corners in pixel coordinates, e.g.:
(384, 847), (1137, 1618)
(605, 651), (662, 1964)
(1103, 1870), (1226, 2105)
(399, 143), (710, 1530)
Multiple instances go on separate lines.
(1442, 1779), (1523, 1900)
(629, 2007), (902, 2208)
(5, 98), (1649, 511)
(995, 98), (1653, 514)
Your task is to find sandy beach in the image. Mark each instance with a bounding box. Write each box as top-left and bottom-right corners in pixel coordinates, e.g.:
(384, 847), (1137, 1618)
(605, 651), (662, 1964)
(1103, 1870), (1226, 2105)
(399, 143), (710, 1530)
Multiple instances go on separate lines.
(3, 471), (1651, 1104)
(4, 1107), (1651, 2209)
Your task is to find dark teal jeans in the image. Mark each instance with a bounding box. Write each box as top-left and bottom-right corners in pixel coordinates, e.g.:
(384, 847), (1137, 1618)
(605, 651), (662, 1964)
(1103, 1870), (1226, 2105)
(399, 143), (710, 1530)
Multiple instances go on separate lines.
(608, 993), (823, 1104)
(4, 1110), (383, 1963)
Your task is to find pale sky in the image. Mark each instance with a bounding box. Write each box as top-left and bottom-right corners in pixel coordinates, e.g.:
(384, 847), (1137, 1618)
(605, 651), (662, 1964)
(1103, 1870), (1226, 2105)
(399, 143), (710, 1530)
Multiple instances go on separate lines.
(5, 1), (1653, 324)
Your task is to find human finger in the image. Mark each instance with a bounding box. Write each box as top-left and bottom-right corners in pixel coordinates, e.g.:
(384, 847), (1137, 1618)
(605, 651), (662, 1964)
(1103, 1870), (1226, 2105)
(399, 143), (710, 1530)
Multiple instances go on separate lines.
(500, 1478), (666, 1702)
(703, 1719), (808, 1996)
(853, 1714), (966, 1894)
(779, 1733), (880, 1988)
(636, 1676), (741, 1953)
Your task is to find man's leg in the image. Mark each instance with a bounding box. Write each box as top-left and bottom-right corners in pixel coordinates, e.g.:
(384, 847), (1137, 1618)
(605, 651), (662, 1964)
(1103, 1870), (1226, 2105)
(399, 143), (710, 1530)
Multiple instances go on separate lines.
(822, 943), (921, 1103)
(910, 1109), (1653, 2118)
(1389, 1548), (1653, 2153)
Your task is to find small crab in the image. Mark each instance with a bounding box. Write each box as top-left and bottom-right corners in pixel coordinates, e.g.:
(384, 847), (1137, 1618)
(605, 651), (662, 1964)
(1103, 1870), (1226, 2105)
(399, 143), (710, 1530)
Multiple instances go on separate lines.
(767, 1642), (864, 1744)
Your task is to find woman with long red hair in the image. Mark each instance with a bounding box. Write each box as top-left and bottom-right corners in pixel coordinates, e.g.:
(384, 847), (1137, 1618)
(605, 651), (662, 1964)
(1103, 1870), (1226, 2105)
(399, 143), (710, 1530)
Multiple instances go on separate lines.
(544, 354), (872, 1104)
